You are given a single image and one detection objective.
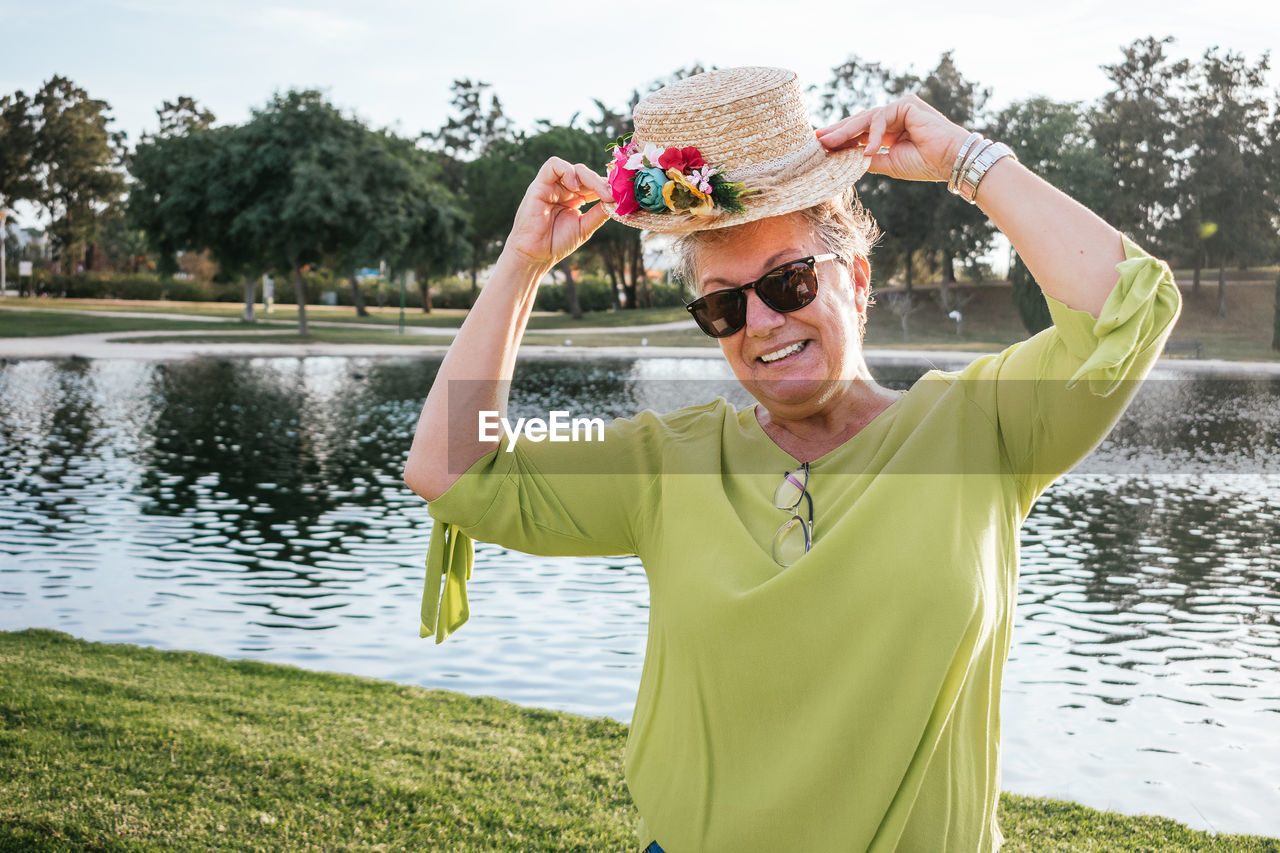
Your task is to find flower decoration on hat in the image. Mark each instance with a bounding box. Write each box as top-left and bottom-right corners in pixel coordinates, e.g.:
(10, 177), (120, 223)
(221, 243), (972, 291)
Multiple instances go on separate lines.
(607, 138), (753, 218)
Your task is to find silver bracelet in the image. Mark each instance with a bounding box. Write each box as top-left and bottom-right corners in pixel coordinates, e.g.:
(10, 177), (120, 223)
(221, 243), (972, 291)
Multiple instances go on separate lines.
(953, 141), (1017, 204)
(947, 132), (983, 193)
(957, 138), (995, 186)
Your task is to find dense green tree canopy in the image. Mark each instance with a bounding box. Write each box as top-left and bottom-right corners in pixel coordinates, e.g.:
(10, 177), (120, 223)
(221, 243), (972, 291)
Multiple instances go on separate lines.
(31, 76), (125, 268)
(5, 37), (1278, 331)
(0, 91), (40, 214)
(990, 97), (1110, 332)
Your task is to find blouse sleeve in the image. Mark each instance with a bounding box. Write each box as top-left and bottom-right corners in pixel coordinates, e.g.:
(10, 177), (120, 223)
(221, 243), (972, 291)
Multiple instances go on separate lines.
(418, 409), (664, 644)
(972, 235), (1182, 515)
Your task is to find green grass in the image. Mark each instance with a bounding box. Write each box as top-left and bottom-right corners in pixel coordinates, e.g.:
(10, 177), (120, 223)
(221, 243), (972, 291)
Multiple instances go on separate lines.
(0, 310), (249, 337)
(104, 328), (453, 347)
(0, 298), (690, 330)
(2, 629), (1276, 852)
(521, 327), (713, 348)
(104, 327), (713, 350)
(525, 307), (689, 329)
(5, 281), (1279, 362)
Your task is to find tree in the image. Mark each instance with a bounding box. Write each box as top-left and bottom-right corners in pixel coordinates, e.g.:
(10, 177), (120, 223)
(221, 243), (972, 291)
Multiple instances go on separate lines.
(1178, 48), (1274, 316)
(340, 133), (466, 317)
(918, 52), (995, 286)
(96, 207), (151, 272)
(818, 58), (927, 291)
(1274, 274), (1280, 352)
(0, 90), (40, 294)
(990, 97), (1110, 333)
(881, 290), (921, 342)
(132, 121), (261, 315)
(854, 67), (936, 292)
(233, 90), (447, 335)
(517, 125), (604, 318)
(31, 76), (126, 271)
(434, 79), (513, 160)
(817, 53), (995, 293)
(129, 96), (273, 321)
(233, 91), (366, 334)
(155, 96), (214, 137)
(583, 98), (647, 310)
(459, 138), (532, 298)
(392, 147), (469, 313)
(430, 79), (517, 298)
(1091, 37), (1191, 252)
(818, 56), (895, 124)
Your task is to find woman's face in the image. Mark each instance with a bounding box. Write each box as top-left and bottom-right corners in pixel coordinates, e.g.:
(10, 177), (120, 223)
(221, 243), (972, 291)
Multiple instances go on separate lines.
(695, 212), (871, 420)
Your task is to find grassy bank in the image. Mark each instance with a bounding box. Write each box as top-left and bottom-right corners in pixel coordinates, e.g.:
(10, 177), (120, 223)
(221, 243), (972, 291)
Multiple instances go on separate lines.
(0, 310), (250, 338)
(0, 298), (687, 330)
(2, 629), (1275, 852)
(3, 278), (1279, 361)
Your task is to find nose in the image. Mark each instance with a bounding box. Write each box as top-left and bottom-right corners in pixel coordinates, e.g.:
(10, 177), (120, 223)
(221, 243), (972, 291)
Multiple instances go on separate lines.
(743, 287), (785, 337)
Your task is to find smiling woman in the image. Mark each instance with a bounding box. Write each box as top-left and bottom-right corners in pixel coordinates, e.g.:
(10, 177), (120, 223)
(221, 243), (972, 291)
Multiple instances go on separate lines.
(402, 66), (1181, 852)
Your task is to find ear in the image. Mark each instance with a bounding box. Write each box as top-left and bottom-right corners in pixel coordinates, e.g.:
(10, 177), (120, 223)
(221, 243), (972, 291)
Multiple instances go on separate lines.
(849, 255), (871, 306)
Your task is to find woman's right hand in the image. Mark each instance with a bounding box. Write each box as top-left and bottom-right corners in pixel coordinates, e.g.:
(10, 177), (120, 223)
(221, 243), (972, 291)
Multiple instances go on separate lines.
(502, 157), (615, 272)
(404, 158), (615, 502)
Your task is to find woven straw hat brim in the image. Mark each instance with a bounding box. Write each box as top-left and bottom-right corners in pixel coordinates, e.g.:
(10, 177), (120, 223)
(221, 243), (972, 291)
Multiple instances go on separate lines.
(600, 66), (872, 234)
(603, 144), (870, 234)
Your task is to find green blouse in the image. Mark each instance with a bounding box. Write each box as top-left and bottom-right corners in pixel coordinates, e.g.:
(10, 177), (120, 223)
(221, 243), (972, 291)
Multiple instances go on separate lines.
(420, 237), (1180, 852)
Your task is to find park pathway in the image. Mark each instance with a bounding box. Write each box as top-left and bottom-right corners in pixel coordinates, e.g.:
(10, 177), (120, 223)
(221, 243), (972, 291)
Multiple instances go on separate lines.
(0, 304), (696, 335)
(2, 305), (1277, 374)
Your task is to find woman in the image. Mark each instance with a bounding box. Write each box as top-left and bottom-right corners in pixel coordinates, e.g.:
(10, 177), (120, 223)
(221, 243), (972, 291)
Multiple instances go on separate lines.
(404, 67), (1180, 852)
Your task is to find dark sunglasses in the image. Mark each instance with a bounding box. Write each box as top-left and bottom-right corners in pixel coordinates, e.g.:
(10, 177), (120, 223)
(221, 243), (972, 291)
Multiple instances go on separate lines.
(685, 254), (839, 338)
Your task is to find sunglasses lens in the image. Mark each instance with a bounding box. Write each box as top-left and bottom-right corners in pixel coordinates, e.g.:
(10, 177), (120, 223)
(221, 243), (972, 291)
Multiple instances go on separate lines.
(691, 290), (746, 338)
(689, 258), (824, 338)
(773, 467), (807, 510)
(758, 263), (818, 312)
(772, 516), (809, 567)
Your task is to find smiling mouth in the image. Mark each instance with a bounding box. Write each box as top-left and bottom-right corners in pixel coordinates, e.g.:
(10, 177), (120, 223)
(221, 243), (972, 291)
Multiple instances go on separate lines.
(759, 340), (808, 363)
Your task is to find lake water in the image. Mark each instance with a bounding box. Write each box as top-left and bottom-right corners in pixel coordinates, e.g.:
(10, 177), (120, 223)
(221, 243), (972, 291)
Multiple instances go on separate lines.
(1, 355), (1278, 838)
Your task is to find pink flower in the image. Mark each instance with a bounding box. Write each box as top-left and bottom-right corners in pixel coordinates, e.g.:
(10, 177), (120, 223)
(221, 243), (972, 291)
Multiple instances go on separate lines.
(689, 164), (718, 193)
(611, 140), (636, 169)
(608, 161), (640, 216)
(658, 146), (706, 173)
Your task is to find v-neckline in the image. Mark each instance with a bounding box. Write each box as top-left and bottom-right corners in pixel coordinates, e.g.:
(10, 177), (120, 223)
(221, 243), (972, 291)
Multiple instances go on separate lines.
(715, 389), (909, 571)
(745, 388), (907, 470)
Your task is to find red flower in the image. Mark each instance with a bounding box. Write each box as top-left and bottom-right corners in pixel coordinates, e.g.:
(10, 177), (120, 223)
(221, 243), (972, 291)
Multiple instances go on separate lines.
(658, 146), (706, 173)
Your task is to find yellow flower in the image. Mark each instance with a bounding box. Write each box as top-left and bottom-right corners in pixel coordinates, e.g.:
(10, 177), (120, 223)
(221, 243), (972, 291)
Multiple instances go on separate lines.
(662, 169), (716, 217)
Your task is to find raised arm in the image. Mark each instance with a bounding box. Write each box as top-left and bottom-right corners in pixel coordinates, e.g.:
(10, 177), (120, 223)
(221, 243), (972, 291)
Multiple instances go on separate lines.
(815, 93), (1122, 318)
(819, 95), (1180, 514)
(402, 158), (614, 501)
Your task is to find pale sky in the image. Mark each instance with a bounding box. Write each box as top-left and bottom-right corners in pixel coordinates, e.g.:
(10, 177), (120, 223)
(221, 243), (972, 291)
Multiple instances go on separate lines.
(2, 0), (1278, 228)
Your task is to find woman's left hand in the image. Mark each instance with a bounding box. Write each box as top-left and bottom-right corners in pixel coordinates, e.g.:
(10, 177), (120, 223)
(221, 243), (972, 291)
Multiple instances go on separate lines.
(815, 94), (971, 183)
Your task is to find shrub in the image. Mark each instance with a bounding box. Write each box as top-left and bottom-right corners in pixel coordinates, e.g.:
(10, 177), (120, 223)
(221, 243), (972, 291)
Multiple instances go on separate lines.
(45, 273), (223, 302)
(535, 276), (617, 313)
(428, 276), (476, 310)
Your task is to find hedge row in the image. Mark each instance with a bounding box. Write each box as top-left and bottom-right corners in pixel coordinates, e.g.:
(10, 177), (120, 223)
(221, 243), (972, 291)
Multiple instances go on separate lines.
(533, 277), (686, 312)
(8, 271), (688, 313)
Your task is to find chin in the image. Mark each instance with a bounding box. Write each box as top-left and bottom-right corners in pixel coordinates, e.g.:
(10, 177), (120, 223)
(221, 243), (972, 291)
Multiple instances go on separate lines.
(742, 374), (844, 413)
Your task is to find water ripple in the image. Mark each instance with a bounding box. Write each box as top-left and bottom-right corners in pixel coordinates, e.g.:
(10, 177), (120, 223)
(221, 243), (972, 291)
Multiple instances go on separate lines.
(1, 357), (1278, 835)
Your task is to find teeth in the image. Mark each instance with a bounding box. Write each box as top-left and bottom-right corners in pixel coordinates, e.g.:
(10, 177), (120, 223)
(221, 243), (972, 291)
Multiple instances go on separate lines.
(760, 341), (805, 363)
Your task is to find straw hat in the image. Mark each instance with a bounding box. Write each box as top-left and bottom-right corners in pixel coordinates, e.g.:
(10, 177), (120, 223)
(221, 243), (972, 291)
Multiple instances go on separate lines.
(604, 66), (870, 234)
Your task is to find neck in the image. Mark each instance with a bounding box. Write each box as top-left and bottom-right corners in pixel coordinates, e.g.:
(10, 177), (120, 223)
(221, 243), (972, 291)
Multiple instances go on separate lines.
(755, 359), (898, 462)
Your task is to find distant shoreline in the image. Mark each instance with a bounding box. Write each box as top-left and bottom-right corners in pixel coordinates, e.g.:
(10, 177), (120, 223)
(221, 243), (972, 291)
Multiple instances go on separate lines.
(3, 333), (1280, 376)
